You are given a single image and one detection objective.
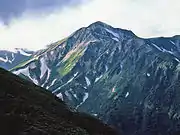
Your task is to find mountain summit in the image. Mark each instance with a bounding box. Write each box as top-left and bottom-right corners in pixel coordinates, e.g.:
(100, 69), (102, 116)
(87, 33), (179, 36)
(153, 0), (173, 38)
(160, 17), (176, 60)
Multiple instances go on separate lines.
(12, 22), (180, 135)
(88, 21), (135, 37)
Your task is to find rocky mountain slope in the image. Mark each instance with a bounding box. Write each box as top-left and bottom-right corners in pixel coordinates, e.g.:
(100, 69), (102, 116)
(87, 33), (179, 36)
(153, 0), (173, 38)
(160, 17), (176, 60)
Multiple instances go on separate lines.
(12, 21), (180, 135)
(0, 48), (33, 70)
(0, 67), (118, 135)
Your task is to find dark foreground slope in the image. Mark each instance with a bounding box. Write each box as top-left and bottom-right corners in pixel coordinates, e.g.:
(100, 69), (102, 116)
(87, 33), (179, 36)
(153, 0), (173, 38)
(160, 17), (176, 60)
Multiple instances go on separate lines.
(0, 68), (118, 135)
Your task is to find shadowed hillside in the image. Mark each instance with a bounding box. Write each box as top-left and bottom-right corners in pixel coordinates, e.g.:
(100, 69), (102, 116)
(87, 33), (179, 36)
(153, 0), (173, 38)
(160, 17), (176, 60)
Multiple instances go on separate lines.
(0, 67), (118, 135)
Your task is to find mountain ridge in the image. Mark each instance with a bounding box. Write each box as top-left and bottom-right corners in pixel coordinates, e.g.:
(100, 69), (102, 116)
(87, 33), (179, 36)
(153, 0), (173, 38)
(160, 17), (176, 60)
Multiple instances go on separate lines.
(10, 21), (180, 135)
(0, 48), (34, 70)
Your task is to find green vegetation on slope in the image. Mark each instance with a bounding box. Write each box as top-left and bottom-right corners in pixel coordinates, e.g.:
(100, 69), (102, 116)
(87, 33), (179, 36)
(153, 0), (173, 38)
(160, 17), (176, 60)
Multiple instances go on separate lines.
(10, 56), (34, 71)
(59, 48), (85, 76)
(11, 38), (67, 71)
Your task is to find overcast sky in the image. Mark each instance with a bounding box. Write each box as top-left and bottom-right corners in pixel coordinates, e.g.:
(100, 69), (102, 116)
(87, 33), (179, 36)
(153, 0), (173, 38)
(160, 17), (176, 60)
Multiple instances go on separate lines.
(0, 0), (180, 50)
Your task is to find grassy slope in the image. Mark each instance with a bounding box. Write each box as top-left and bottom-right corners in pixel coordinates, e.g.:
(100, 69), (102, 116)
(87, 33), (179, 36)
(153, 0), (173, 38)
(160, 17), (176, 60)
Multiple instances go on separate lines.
(0, 68), (118, 135)
(11, 38), (67, 71)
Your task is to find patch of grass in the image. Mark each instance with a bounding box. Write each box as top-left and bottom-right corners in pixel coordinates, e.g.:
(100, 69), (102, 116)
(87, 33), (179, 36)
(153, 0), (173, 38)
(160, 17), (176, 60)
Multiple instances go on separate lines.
(10, 56), (35, 71)
(59, 48), (85, 76)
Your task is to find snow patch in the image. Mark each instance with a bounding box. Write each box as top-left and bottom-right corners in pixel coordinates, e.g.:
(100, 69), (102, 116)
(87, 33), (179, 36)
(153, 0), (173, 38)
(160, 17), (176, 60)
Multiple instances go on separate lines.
(151, 43), (162, 51)
(67, 77), (74, 83)
(46, 69), (51, 82)
(105, 28), (120, 38)
(41, 68), (51, 87)
(0, 55), (13, 63)
(74, 72), (78, 77)
(0, 57), (8, 62)
(147, 73), (151, 77)
(95, 75), (103, 82)
(40, 58), (49, 79)
(170, 40), (175, 45)
(112, 86), (116, 93)
(161, 48), (173, 54)
(51, 79), (57, 86)
(57, 93), (63, 101)
(175, 58), (180, 62)
(112, 37), (119, 42)
(73, 94), (77, 99)
(46, 79), (57, 89)
(151, 43), (174, 55)
(13, 67), (38, 85)
(83, 92), (89, 102)
(18, 49), (32, 56)
(13, 67), (29, 76)
(85, 77), (91, 86)
(31, 78), (39, 85)
(105, 65), (108, 71)
(125, 92), (129, 98)
(53, 76), (75, 93)
(50, 51), (54, 55)
(11, 53), (15, 61)
(76, 92), (89, 109)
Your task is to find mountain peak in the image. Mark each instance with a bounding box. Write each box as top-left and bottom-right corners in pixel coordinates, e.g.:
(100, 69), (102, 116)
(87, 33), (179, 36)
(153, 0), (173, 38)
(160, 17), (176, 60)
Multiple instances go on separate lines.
(89, 21), (108, 27)
(88, 21), (118, 30)
(87, 21), (136, 38)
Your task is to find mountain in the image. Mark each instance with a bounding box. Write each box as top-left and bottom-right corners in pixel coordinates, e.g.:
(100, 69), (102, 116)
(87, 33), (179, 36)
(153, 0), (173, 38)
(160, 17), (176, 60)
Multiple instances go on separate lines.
(12, 21), (180, 135)
(0, 48), (34, 70)
(0, 67), (118, 135)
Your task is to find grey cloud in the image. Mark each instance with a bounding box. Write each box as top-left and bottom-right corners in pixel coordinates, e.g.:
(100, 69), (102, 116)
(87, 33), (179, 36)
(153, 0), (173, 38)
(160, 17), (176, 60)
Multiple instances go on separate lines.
(0, 0), (84, 24)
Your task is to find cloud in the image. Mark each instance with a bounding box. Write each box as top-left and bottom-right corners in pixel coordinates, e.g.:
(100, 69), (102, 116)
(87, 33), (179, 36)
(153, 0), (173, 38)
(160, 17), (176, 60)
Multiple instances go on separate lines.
(0, 0), (180, 50)
(0, 0), (84, 24)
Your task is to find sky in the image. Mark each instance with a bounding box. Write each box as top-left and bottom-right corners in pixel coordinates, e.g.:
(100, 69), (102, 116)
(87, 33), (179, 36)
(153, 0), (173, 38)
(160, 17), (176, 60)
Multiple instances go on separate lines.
(0, 0), (180, 51)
